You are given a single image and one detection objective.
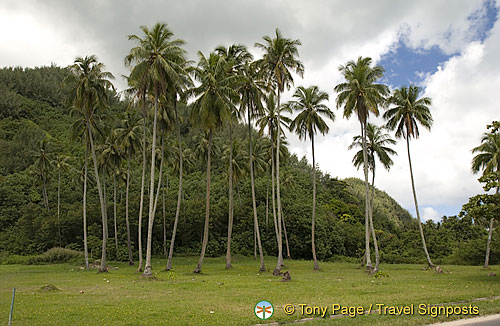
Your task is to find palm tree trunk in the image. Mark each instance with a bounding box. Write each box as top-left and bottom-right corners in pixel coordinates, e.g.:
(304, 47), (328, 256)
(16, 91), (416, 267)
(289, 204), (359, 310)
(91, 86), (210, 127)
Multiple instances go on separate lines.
(137, 101), (147, 272)
(57, 168), (61, 247)
(87, 123), (108, 273)
(248, 101), (266, 272)
(166, 102), (183, 271)
(113, 174), (118, 254)
(274, 89), (284, 275)
(271, 143), (280, 259)
(144, 93), (160, 276)
(162, 177), (167, 258)
(311, 134), (319, 270)
(281, 206), (291, 259)
(125, 155), (133, 265)
(484, 217), (495, 268)
(361, 122), (372, 270)
(369, 167), (380, 273)
(266, 184), (269, 232)
(226, 121), (234, 269)
(83, 146), (89, 269)
(43, 183), (49, 211)
(406, 136), (434, 268)
(194, 130), (212, 273)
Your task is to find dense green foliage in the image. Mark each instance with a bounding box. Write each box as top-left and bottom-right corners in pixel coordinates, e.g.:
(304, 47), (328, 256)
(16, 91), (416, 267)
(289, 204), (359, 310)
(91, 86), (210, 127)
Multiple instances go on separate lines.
(0, 64), (498, 266)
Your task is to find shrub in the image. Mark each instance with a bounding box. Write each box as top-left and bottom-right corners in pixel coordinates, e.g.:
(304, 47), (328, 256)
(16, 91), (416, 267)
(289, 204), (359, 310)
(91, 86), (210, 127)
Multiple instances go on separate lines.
(27, 247), (83, 265)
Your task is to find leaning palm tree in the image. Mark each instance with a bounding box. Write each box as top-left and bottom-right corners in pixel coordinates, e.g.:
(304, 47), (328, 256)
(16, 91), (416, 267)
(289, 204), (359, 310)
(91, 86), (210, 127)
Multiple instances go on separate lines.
(53, 154), (70, 247)
(289, 85), (335, 270)
(334, 56), (388, 271)
(472, 131), (500, 268)
(68, 55), (115, 273)
(255, 28), (304, 275)
(190, 51), (238, 273)
(349, 123), (397, 272)
(126, 22), (187, 276)
(384, 85), (434, 268)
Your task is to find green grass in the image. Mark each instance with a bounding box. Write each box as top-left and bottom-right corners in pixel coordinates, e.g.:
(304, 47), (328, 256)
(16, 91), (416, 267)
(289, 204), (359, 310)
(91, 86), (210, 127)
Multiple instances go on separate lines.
(1, 256), (499, 325)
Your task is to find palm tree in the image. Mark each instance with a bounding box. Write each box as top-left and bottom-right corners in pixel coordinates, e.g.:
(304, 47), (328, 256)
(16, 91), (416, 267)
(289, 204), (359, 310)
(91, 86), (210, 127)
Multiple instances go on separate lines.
(216, 44), (253, 269)
(334, 56), (388, 271)
(256, 93), (292, 266)
(472, 131), (500, 268)
(126, 22), (187, 276)
(100, 131), (122, 254)
(384, 85), (434, 268)
(349, 123), (397, 272)
(289, 85), (335, 270)
(53, 154), (70, 247)
(32, 139), (53, 211)
(116, 110), (141, 265)
(255, 28), (304, 275)
(190, 51), (238, 273)
(68, 55), (115, 273)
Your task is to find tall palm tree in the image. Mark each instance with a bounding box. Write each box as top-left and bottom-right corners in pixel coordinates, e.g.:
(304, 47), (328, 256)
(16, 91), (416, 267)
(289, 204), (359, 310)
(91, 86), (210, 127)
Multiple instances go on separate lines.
(216, 44), (253, 269)
(384, 85), (434, 268)
(190, 51), (238, 273)
(334, 56), (388, 271)
(289, 85), (335, 270)
(472, 131), (500, 268)
(116, 110), (141, 265)
(126, 22), (187, 276)
(100, 131), (122, 254)
(349, 123), (397, 272)
(68, 55), (115, 273)
(53, 154), (70, 247)
(256, 93), (292, 266)
(255, 28), (304, 275)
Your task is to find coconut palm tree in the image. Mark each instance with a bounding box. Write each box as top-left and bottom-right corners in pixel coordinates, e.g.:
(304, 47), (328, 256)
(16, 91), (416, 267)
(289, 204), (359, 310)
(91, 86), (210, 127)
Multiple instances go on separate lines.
(100, 131), (122, 254)
(384, 85), (434, 268)
(126, 22), (187, 276)
(116, 110), (141, 265)
(349, 123), (397, 272)
(472, 131), (500, 268)
(255, 29), (304, 274)
(190, 51), (239, 273)
(288, 85), (335, 270)
(216, 44), (253, 269)
(334, 56), (388, 271)
(53, 154), (70, 247)
(256, 93), (292, 266)
(68, 55), (115, 272)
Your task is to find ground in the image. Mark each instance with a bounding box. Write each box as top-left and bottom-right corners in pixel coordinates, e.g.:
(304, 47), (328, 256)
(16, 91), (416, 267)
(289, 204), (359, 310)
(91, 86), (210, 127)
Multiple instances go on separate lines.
(1, 256), (499, 325)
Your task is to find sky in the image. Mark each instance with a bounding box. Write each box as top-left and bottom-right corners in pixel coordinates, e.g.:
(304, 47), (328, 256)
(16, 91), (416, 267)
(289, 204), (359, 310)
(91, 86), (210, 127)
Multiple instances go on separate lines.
(1, 0), (499, 222)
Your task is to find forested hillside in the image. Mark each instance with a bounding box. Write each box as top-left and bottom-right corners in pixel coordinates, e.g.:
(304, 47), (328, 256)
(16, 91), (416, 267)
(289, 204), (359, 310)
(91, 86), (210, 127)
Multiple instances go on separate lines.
(0, 65), (497, 266)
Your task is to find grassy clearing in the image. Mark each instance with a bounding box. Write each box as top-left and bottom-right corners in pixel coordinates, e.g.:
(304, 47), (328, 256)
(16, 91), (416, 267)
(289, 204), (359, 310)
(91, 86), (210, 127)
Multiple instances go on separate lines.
(0, 256), (499, 325)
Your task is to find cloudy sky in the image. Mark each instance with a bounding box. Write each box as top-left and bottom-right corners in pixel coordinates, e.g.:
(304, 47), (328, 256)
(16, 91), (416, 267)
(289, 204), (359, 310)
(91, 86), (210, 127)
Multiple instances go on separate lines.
(1, 0), (499, 222)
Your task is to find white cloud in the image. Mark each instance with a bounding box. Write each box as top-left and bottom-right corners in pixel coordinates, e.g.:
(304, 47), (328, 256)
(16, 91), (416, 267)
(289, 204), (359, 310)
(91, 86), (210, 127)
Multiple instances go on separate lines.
(423, 207), (441, 222)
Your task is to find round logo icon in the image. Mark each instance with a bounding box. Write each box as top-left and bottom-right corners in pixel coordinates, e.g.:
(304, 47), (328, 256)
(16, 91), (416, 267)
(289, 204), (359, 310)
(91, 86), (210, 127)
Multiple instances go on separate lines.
(254, 300), (274, 320)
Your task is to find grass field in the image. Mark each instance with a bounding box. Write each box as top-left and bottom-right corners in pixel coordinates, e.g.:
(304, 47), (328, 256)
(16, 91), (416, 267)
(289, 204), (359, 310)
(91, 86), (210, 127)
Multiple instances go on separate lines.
(1, 256), (499, 325)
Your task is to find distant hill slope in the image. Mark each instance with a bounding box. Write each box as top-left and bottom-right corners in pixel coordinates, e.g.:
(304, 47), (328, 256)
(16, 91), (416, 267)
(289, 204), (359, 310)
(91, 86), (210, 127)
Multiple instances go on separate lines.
(344, 177), (413, 231)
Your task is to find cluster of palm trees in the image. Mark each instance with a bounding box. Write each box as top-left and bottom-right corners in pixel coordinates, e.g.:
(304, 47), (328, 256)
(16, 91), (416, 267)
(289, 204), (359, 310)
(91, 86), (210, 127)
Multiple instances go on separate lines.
(60, 22), (441, 275)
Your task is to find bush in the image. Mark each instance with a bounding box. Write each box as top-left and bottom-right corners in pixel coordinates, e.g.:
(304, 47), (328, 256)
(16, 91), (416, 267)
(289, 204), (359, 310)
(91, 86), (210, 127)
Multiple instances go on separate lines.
(27, 247), (83, 264)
